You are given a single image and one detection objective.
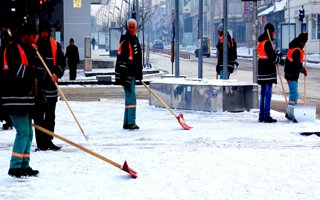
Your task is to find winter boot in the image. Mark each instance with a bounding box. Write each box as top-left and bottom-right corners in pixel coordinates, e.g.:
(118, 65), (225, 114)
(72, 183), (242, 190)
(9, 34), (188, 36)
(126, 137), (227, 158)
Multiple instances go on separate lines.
(23, 167), (39, 177)
(264, 117), (277, 123)
(8, 168), (24, 178)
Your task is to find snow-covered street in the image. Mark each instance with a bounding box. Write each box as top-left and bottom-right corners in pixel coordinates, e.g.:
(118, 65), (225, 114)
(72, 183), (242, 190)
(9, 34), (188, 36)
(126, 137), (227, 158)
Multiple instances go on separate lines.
(1, 99), (320, 200)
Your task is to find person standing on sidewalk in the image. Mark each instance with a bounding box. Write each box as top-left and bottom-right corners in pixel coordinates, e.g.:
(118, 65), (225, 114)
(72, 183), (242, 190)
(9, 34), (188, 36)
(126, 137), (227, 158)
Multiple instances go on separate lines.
(216, 23), (238, 79)
(284, 32), (308, 121)
(0, 23), (39, 177)
(257, 23), (284, 123)
(115, 18), (143, 130)
(65, 38), (80, 80)
(33, 20), (65, 150)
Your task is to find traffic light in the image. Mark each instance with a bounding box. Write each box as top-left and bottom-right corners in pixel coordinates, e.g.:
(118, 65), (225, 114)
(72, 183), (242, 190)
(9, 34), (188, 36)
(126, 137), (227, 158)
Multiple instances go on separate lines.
(299, 8), (305, 22)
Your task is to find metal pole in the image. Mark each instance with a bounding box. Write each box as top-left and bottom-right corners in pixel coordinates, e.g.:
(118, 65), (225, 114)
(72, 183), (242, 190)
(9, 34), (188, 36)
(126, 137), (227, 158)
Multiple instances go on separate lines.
(198, 0), (203, 79)
(288, 0), (290, 41)
(252, 0), (257, 83)
(174, 0), (180, 77)
(252, 0), (259, 109)
(222, 0), (228, 80)
(142, 0), (145, 66)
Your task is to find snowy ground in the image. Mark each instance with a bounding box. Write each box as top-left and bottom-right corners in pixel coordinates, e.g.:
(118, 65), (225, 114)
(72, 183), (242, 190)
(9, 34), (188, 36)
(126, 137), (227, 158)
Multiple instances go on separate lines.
(1, 99), (320, 200)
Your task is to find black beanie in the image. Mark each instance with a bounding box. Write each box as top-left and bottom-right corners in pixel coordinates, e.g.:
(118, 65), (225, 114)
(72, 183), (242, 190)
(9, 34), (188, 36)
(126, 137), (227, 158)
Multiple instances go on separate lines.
(264, 23), (275, 33)
(298, 32), (308, 43)
(38, 20), (51, 33)
(19, 22), (37, 36)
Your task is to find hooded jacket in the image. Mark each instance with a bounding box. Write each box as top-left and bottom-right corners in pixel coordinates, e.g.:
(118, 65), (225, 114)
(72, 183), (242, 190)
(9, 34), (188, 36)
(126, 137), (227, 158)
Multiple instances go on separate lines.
(284, 38), (305, 81)
(257, 32), (281, 85)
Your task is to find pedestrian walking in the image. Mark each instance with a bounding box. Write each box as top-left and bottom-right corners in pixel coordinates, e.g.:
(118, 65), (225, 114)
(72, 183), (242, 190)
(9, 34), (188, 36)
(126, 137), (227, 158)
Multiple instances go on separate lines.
(216, 23), (238, 79)
(91, 37), (96, 50)
(284, 32), (308, 121)
(257, 23), (284, 123)
(65, 38), (80, 80)
(115, 18), (143, 130)
(0, 23), (39, 177)
(33, 20), (66, 150)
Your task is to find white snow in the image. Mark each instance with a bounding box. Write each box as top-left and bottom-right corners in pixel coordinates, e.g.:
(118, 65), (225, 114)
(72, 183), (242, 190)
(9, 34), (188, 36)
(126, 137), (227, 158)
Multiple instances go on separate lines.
(1, 98), (320, 200)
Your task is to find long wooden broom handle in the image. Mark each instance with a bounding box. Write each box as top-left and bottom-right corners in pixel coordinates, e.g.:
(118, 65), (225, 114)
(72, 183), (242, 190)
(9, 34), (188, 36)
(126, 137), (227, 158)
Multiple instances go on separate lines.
(34, 49), (85, 135)
(266, 30), (288, 104)
(141, 80), (178, 118)
(33, 124), (121, 169)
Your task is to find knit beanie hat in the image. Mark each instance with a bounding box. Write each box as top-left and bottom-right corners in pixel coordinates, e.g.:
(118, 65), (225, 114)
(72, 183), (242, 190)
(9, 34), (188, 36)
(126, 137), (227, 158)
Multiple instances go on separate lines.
(217, 23), (223, 33)
(298, 32), (308, 43)
(264, 23), (275, 33)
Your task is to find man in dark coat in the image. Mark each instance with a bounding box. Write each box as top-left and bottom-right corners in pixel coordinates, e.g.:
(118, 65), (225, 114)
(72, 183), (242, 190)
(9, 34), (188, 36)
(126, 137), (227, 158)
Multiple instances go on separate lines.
(65, 38), (80, 80)
(0, 23), (39, 177)
(257, 23), (284, 123)
(33, 21), (65, 150)
(284, 32), (308, 121)
(115, 18), (143, 130)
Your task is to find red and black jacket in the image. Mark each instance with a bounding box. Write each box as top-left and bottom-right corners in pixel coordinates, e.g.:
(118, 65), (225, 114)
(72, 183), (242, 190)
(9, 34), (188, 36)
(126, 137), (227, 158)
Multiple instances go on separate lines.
(0, 40), (36, 114)
(284, 38), (305, 81)
(115, 33), (143, 87)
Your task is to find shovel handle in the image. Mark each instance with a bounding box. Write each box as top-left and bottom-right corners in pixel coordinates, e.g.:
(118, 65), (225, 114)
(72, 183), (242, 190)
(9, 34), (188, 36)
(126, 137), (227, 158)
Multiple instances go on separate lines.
(266, 30), (288, 104)
(34, 49), (85, 136)
(141, 80), (178, 118)
(32, 124), (121, 169)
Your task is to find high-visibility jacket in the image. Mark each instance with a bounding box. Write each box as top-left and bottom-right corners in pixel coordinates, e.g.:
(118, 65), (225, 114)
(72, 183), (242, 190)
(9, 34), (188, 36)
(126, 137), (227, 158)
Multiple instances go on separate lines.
(3, 43), (29, 71)
(286, 47), (304, 63)
(35, 36), (57, 65)
(0, 41), (35, 113)
(115, 33), (143, 86)
(257, 40), (268, 60)
(284, 47), (304, 81)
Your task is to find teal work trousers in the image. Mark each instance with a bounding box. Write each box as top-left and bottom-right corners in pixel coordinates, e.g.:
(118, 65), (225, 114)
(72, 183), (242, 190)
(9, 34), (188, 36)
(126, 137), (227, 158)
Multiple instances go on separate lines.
(123, 79), (137, 126)
(9, 113), (33, 169)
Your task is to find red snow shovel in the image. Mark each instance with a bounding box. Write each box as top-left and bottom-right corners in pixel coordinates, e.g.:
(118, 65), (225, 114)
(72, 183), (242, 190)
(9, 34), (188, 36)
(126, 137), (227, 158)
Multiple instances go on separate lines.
(33, 124), (137, 178)
(141, 80), (192, 130)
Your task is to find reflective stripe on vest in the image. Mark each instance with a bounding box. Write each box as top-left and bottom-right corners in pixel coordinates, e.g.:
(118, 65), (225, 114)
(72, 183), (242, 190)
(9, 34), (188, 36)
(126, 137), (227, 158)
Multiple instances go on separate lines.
(286, 47), (304, 63)
(35, 36), (58, 65)
(257, 40), (268, 60)
(3, 44), (29, 71)
(117, 40), (133, 60)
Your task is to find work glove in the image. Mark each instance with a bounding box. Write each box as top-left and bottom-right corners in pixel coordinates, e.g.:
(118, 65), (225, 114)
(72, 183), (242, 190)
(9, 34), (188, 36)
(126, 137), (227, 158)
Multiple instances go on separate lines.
(301, 68), (308, 76)
(276, 50), (283, 58)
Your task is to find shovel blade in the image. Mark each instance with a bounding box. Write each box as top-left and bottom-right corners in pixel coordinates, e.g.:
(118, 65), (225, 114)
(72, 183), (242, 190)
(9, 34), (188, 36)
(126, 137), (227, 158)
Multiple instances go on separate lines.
(177, 113), (192, 130)
(293, 104), (316, 122)
(121, 161), (138, 178)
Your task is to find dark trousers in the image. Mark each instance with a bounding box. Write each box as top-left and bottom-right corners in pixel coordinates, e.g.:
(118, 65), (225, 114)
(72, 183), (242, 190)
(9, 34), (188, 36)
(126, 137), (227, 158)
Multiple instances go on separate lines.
(34, 101), (56, 148)
(69, 64), (77, 80)
(259, 83), (272, 120)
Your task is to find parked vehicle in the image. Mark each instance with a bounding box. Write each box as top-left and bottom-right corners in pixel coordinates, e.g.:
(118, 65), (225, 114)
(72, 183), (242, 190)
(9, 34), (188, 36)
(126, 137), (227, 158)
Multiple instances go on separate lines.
(195, 37), (210, 57)
(152, 39), (164, 50)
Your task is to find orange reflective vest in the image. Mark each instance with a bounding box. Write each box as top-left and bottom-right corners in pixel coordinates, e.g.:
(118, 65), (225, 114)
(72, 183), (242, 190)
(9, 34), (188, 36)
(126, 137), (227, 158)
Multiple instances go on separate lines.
(219, 36), (235, 47)
(117, 40), (133, 60)
(3, 43), (29, 71)
(257, 40), (268, 60)
(35, 36), (58, 65)
(286, 47), (304, 63)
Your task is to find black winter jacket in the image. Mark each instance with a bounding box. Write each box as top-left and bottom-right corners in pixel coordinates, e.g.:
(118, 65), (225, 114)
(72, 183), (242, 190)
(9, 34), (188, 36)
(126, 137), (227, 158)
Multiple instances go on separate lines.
(216, 33), (237, 74)
(0, 40), (36, 114)
(35, 37), (65, 102)
(115, 33), (143, 87)
(257, 32), (282, 85)
(284, 38), (305, 81)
